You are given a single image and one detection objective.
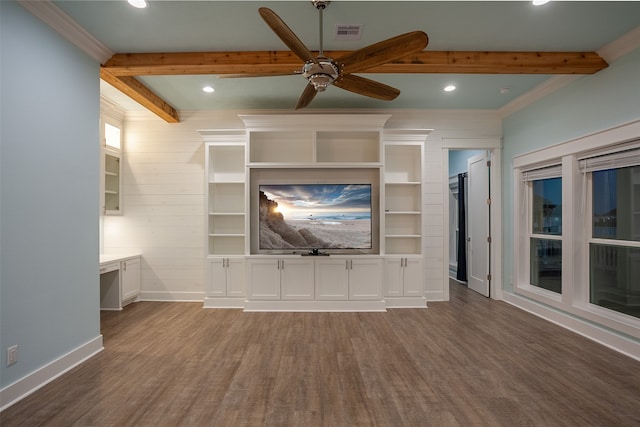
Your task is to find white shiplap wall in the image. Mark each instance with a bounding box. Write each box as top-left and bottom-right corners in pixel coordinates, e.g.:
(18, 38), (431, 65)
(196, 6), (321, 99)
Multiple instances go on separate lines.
(102, 110), (500, 303)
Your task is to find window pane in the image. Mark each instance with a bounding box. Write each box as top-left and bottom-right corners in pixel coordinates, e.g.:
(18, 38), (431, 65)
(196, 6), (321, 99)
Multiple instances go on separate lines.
(532, 178), (562, 235)
(592, 166), (640, 241)
(530, 238), (562, 293)
(105, 123), (121, 149)
(590, 243), (640, 319)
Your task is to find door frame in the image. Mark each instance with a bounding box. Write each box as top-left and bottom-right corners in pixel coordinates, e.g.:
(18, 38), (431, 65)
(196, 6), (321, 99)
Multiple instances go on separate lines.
(442, 139), (503, 301)
(466, 152), (491, 297)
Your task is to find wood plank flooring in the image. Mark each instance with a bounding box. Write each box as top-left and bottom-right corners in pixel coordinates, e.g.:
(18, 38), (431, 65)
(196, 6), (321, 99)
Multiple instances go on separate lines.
(2, 282), (639, 426)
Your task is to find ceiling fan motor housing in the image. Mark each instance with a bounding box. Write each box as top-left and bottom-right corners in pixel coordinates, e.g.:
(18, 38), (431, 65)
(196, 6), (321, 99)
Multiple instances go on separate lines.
(302, 59), (339, 91)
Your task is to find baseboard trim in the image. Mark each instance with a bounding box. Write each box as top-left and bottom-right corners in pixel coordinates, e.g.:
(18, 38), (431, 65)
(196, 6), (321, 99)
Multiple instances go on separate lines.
(140, 291), (204, 302)
(503, 293), (640, 361)
(243, 300), (387, 312)
(0, 335), (103, 411)
(385, 297), (428, 308)
(203, 297), (245, 309)
(425, 290), (446, 301)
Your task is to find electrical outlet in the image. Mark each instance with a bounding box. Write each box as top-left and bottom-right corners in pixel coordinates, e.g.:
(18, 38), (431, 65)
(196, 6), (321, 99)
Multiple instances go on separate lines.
(7, 345), (18, 366)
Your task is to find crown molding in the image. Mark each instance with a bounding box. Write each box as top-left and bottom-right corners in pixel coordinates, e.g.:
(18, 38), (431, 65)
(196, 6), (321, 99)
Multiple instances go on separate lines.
(18, 0), (113, 64)
(498, 75), (581, 119)
(100, 96), (126, 122)
(597, 25), (640, 63)
(499, 25), (640, 119)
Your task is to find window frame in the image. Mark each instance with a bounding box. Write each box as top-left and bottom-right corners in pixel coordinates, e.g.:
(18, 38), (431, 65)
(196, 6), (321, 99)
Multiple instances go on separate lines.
(528, 177), (564, 295)
(512, 121), (640, 340)
(583, 164), (640, 320)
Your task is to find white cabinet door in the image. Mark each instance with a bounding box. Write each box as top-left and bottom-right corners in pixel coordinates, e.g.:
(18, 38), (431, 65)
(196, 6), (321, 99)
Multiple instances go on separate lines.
(209, 257), (246, 297)
(280, 259), (315, 300)
(226, 257), (246, 297)
(383, 257), (423, 297)
(247, 259), (280, 299)
(208, 258), (228, 297)
(315, 258), (349, 300)
(403, 258), (424, 297)
(348, 258), (382, 300)
(384, 258), (404, 297)
(121, 257), (140, 302)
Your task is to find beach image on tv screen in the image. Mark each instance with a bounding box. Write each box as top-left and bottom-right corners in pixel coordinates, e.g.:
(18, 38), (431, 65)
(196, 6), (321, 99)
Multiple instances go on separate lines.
(259, 184), (372, 250)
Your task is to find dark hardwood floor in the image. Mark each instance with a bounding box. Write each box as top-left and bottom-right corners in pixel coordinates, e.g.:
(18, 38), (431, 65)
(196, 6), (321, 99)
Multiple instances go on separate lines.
(2, 281), (639, 426)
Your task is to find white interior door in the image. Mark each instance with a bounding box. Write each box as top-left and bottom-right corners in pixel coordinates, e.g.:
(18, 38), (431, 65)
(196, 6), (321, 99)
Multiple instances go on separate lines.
(467, 152), (490, 297)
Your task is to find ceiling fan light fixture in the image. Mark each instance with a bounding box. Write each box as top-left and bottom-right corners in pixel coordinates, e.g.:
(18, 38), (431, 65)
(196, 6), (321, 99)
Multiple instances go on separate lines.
(302, 59), (339, 92)
(308, 74), (334, 91)
(127, 0), (148, 9)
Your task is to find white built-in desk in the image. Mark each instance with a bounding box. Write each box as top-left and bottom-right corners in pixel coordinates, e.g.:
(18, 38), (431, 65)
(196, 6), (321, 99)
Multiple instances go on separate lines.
(100, 254), (141, 310)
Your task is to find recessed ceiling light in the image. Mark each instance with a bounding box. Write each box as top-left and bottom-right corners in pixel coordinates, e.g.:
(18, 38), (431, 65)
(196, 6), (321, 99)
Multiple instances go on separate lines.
(499, 87), (511, 94)
(203, 86), (215, 93)
(444, 85), (456, 92)
(532, 0), (550, 6)
(127, 0), (147, 9)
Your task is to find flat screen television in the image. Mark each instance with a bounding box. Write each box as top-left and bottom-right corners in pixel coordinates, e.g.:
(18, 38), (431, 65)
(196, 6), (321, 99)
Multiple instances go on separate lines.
(258, 183), (372, 252)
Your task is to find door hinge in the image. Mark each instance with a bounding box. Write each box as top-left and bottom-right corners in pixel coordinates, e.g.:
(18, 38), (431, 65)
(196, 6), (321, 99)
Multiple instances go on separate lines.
(486, 160), (491, 167)
(487, 198), (491, 205)
(487, 236), (492, 243)
(487, 274), (492, 281)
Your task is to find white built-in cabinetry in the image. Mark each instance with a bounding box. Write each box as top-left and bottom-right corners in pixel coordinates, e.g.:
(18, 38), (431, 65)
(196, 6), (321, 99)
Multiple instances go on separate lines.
(100, 117), (123, 216)
(201, 115), (428, 311)
(382, 130), (427, 306)
(100, 254), (141, 310)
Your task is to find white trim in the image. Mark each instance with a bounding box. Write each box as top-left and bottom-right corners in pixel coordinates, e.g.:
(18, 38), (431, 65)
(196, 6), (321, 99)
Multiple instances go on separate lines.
(239, 114), (391, 131)
(513, 119), (640, 168)
(498, 75), (581, 119)
(17, 0), (114, 64)
(203, 297), (245, 309)
(499, 25), (640, 119)
(504, 293), (640, 362)
(140, 291), (205, 302)
(597, 25), (640, 64)
(384, 297), (427, 308)
(490, 148), (504, 301)
(0, 336), (103, 411)
(100, 96), (126, 122)
(425, 290), (447, 301)
(243, 300), (387, 312)
(442, 138), (502, 149)
(512, 119), (640, 344)
(443, 144), (503, 301)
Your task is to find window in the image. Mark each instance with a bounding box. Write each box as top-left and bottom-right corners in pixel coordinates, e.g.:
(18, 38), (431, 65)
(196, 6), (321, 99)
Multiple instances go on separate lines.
(105, 122), (121, 150)
(513, 124), (640, 343)
(586, 162), (640, 319)
(522, 166), (563, 294)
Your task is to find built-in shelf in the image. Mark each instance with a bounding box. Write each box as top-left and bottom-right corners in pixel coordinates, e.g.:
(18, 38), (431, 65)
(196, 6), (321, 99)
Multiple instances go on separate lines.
(199, 118), (430, 309)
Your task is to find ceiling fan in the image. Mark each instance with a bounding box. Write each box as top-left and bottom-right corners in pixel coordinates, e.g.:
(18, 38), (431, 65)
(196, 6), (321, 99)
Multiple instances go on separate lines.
(255, 1), (428, 109)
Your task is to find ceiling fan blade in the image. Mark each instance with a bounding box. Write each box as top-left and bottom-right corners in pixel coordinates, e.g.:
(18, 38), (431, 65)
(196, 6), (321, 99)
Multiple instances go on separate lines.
(259, 8), (319, 65)
(334, 74), (400, 101)
(295, 83), (318, 110)
(336, 31), (428, 74)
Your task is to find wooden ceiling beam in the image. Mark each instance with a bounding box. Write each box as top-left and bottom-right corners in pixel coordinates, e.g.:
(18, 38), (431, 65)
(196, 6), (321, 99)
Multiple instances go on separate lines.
(100, 50), (607, 122)
(100, 68), (180, 123)
(102, 50), (608, 76)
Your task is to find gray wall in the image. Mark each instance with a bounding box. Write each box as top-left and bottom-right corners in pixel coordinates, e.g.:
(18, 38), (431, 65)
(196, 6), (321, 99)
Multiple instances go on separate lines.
(1, 1), (100, 387)
(502, 47), (640, 294)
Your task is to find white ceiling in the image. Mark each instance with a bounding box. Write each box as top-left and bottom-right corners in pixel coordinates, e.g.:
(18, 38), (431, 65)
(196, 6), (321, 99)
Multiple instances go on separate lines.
(54, 1), (640, 113)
